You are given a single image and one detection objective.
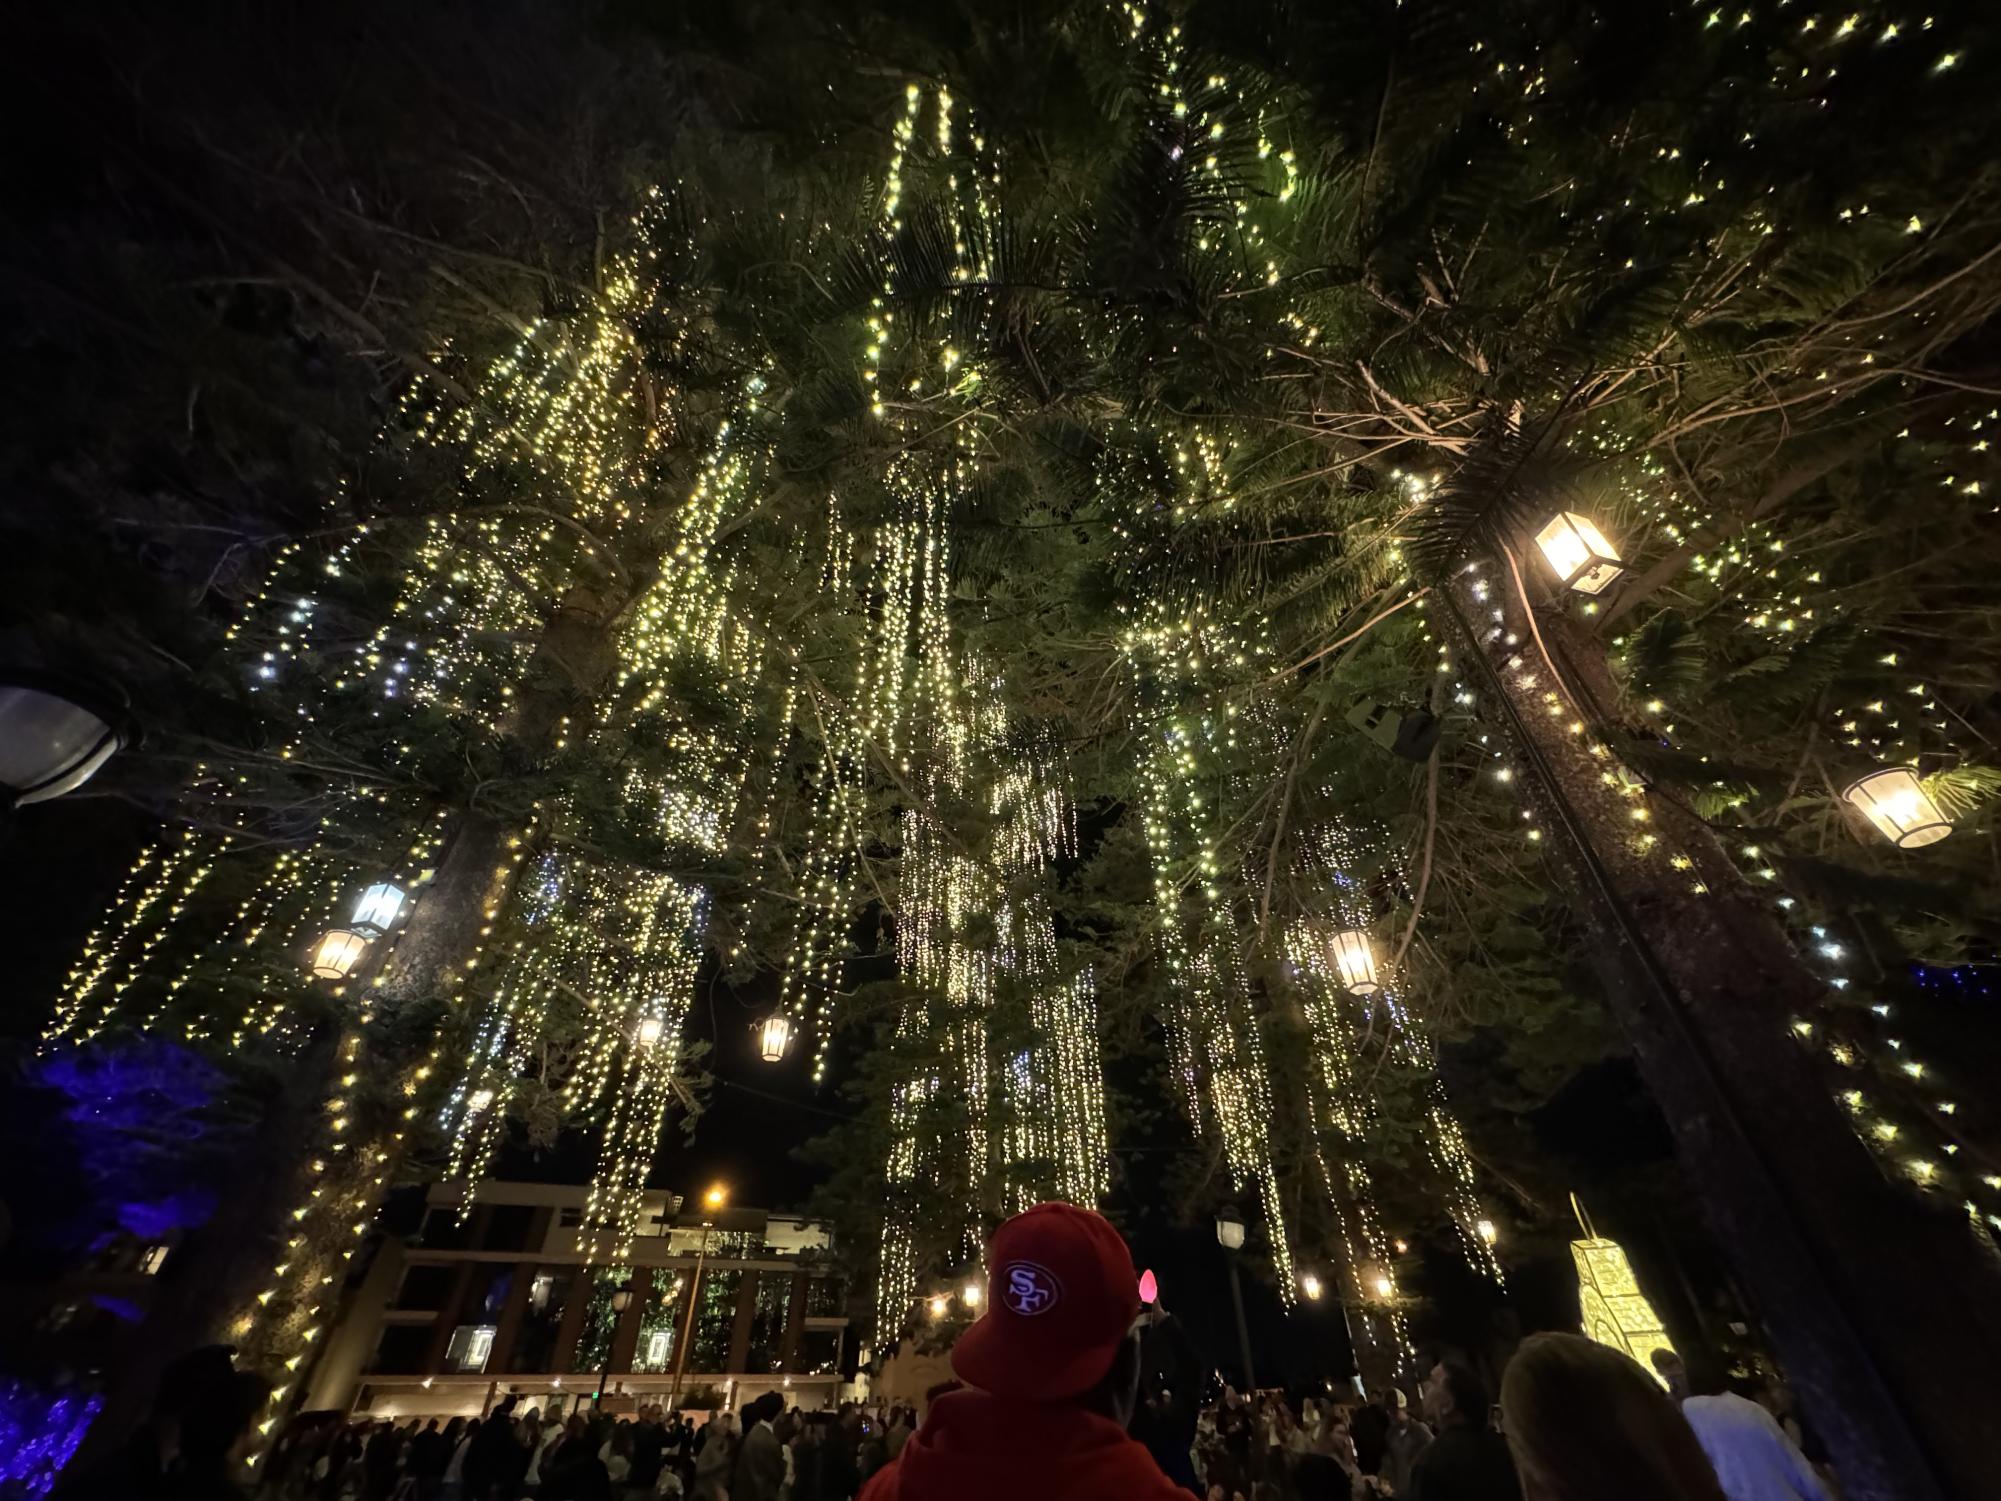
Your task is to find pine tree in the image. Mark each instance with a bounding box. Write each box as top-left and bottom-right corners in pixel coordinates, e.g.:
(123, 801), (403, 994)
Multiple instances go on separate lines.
(12, 4), (2001, 1496)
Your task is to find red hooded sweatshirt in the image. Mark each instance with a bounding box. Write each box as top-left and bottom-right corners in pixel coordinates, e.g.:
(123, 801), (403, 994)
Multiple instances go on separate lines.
(858, 1390), (1191, 1501)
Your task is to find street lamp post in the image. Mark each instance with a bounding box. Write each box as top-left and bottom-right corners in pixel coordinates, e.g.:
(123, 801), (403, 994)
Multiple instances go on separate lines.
(1214, 1205), (1257, 1394)
(596, 1279), (633, 1410)
(668, 1184), (728, 1409)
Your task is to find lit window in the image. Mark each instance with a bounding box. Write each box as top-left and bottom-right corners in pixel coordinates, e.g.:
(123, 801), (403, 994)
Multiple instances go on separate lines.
(446, 1324), (497, 1372)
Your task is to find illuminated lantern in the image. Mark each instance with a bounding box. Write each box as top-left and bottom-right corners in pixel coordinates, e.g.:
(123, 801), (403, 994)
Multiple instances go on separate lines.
(1843, 767), (1950, 849)
(1299, 1272), (1323, 1301)
(962, 1283), (982, 1307)
(310, 929), (368, 980)
(927, 1294), (948, 1319)
(1569, 1194), (1678, 1384)
(1476, 1218), (1499, 1246)
(1371, 1271), (1396, 1300)
(759, 1012), (793, 1063)
(0, 671), (130, 807)
(1329, 928), (1381, 996)
(350, 882), (406, 939)
(1214, 1205), (1247, 1251)
(1535, 512), (1624, 595)
(635, 1015), (665, 1049)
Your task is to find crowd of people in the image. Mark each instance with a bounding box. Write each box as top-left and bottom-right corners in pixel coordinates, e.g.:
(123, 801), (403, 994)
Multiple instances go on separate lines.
(58, 1202), (1837, 1501)
(1170, 1347), (1829, 1501)
(1181, 1376), (1473, 1500)
(257, 1394), (912, 1501)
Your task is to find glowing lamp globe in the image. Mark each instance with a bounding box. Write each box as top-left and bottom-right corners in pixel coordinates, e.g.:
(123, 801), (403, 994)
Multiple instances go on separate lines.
(1215, 1205), (1247, 1251)
(635, 1015), (665, 1049)
(1329, 928), (1381, 997)
(759, 1012), (793, 1063)
(310, 929), (369, 980)
(1300, 1272), (1323, 1301)
(1372, 1272), (1396, 1300)
(927, 1295), (948, 1319)
(350, 882), (406, 939)
(1843, 767), (1950, 849)
(0, 672), (130, 807)
(1535, 512), (1624, 595)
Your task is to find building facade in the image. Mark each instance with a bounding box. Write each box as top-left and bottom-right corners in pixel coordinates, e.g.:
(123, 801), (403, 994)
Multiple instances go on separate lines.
(307, 1183), (851, 1420)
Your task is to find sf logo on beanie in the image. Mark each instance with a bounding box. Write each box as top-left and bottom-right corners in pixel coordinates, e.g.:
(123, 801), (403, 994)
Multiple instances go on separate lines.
(1002, 1261), (1060, 1316)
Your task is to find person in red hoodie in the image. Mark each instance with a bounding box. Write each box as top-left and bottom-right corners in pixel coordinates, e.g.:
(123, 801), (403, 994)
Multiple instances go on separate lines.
(860, 1202), (1193, 1501)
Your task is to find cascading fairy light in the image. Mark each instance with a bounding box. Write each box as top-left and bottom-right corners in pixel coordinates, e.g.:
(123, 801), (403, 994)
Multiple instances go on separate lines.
(1290, 821), (1506, 1285)
(774, 502), (873, 1081)
(44, 828), (218, 1044)
(156, 196), (723, 1426)
(571, 874), (709, 1259)
(1284, 913), (1417, 1370)
(1573, 406), (2001, 1228)
(1121, 599), (1299, 1295)
(854, 84), (1113, 1330)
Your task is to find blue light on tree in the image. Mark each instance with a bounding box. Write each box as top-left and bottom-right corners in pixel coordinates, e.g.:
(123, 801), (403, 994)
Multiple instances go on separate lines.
(0, 1382), (100, 1498)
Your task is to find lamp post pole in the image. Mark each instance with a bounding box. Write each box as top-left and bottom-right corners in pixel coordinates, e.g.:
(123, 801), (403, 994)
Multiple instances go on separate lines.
(669, 1186), (728, 1409)
(597, 1280), (632, 1410)
(1215, 1206), (1257, 1394)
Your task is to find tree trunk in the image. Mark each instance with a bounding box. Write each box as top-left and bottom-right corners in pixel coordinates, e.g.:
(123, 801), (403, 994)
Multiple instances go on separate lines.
(1445, 559), (2001, 1501)
(63, 1029), (338, 1473)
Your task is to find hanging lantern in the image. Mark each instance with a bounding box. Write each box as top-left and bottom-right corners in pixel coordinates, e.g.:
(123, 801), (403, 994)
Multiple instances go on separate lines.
(1299, 1272), (1323, 1301)
(759, 1012), (793, 1063)
(635, 1016), (665, 1049)
(1570, 1193), (1678, 1383)
(1843, 767), (1950, 849)
(1572, 1234), (1678, 1382)
(1214, 1205), (1247, 1251)
(1476, 1218), (1499, 1247)
(1329, 928), (1382, 996)
(350, 882), (407, 939)
(0, 671), (132, 808)
(1535, 512), (1624, 595)
(309, 929), (369, 980)
(1370, 1271), (1396, 1300)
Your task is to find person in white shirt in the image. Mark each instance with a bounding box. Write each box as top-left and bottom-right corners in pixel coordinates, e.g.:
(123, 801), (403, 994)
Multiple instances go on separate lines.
(523, 1415), (563, 1489)
(1651, 1352), (1831, 1501)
